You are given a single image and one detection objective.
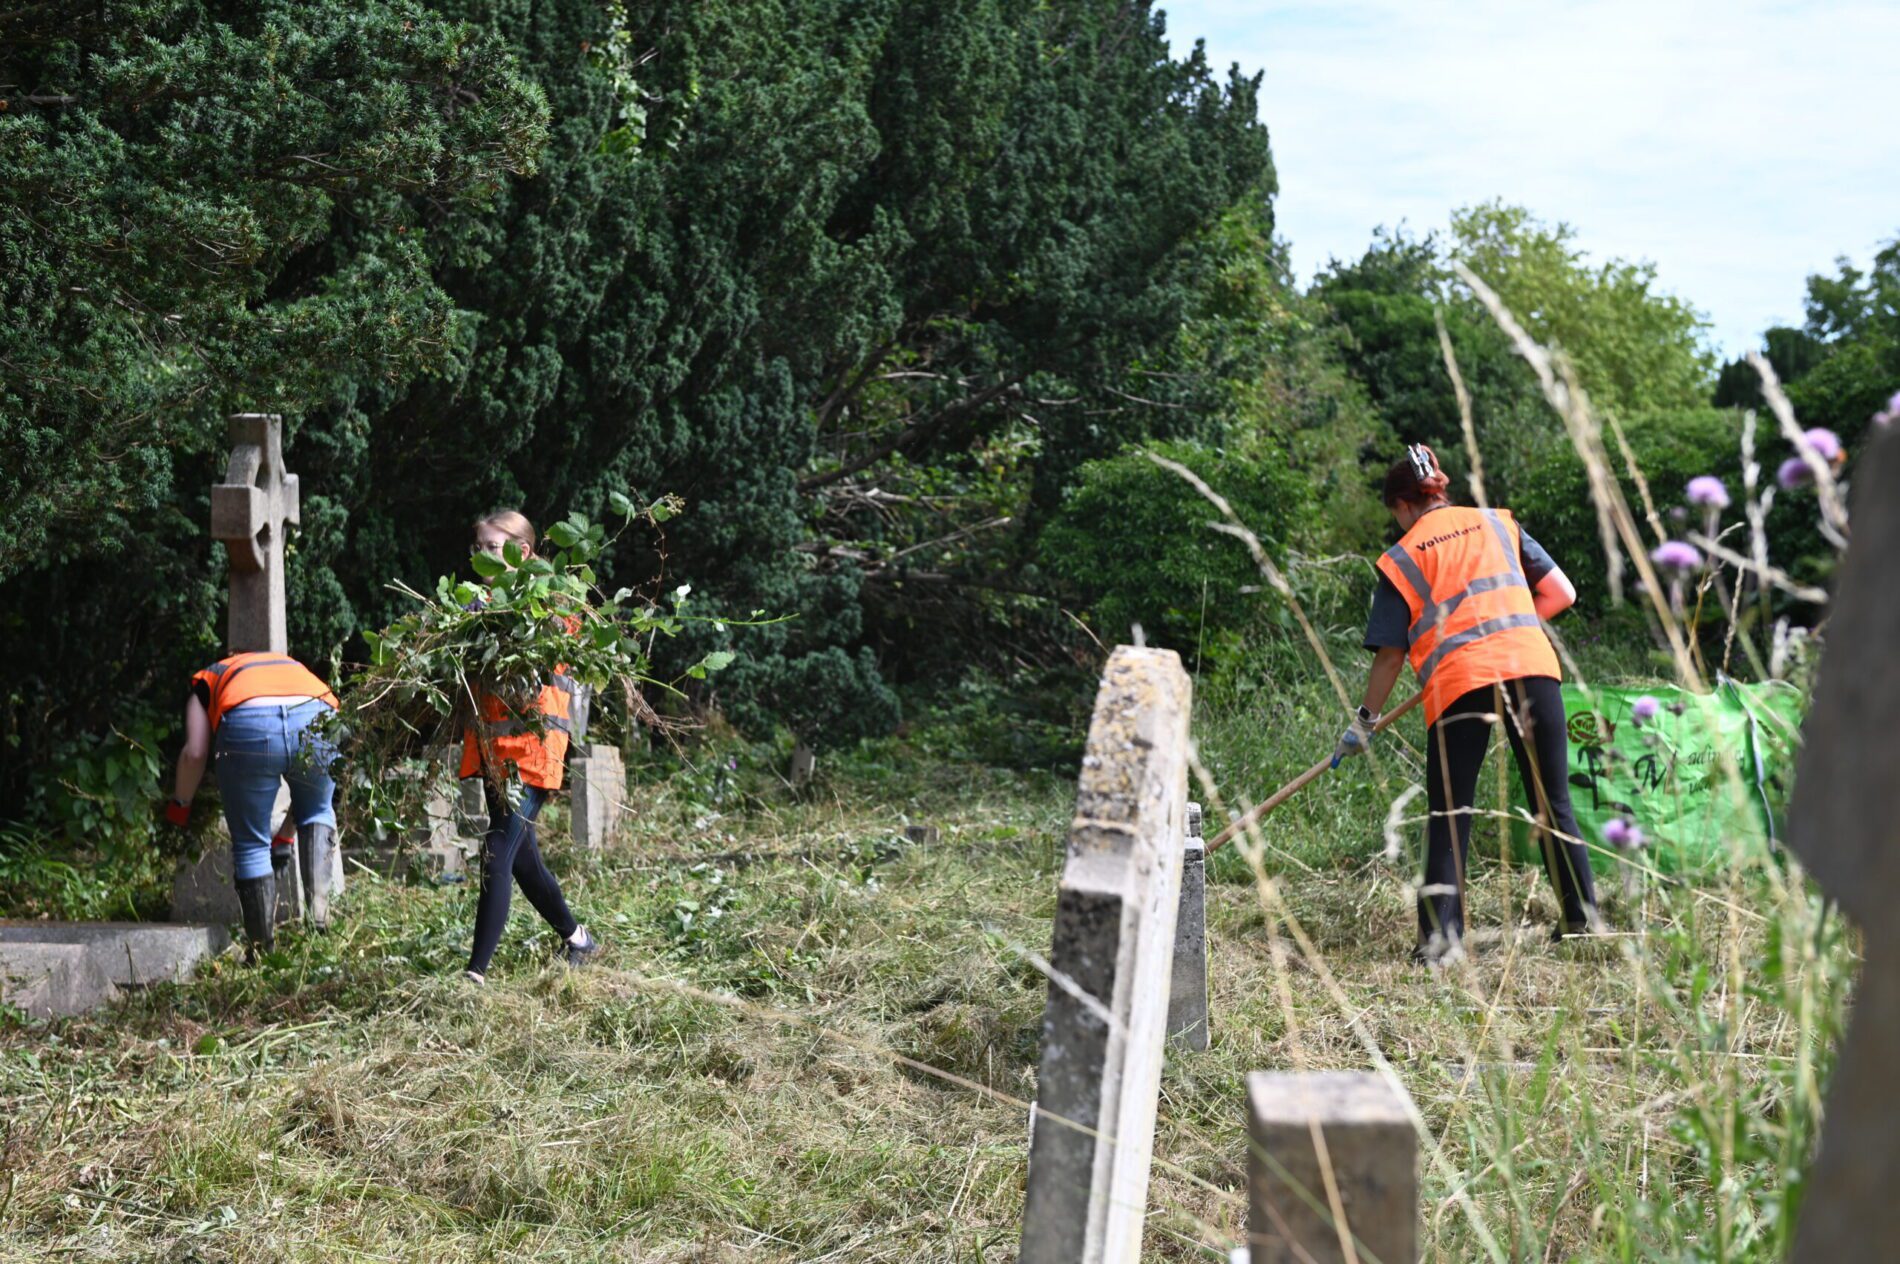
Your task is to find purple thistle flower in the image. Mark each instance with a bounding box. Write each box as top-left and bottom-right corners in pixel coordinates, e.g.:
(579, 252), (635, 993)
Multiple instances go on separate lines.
(1602, 818), (1648, 851)
(1650, 540), (1702, 572)
(1685, 475), (1729, 510)
(1802, 427), (1843, 462)
(1632, 695), (1660, 723)
(1777, 457), (1812, 491)
(1874, 390), (1900, 429)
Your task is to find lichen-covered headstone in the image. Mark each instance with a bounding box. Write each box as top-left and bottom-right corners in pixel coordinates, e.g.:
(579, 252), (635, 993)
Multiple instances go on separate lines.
(1020, 646), (1191, 1264)
(1785, 427), (1900, 1260)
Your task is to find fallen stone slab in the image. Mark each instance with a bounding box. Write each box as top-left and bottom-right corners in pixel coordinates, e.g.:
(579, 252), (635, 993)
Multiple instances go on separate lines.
(0, 942), (119, 1019)
(0, 922), (230, 988)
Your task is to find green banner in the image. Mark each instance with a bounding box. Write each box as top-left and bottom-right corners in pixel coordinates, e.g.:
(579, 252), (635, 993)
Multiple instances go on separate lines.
(1510, 681), (1805, 876)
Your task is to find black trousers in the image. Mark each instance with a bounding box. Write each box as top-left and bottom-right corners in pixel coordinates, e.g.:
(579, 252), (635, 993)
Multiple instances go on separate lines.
(467, 782), (580, 975)
(1419, 676), (1598, 942)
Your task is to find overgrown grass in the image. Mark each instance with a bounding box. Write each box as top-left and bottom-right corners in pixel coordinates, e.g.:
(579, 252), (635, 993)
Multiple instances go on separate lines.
(0, 672), (1855, 1259)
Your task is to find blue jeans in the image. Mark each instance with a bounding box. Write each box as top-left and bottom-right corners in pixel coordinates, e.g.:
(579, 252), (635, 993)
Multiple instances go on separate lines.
(213, 700), (338, 880)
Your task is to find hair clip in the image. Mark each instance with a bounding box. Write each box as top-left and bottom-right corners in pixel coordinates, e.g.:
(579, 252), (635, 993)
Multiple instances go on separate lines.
(1407, 444), (1436, 482)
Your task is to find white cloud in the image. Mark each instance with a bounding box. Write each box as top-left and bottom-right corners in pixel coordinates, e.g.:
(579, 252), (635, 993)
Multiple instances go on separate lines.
(1161, 0), (1900, 356)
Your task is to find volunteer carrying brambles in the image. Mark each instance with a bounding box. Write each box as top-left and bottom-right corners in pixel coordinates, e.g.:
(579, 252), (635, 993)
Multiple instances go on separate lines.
(459, 510), (600, 984)
(166, 652), (341, 958)
(1336, 444), (1601, 963)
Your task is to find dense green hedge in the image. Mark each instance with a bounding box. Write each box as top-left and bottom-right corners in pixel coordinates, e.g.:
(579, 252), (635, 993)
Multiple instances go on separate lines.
(1038, 440), (1312, 660)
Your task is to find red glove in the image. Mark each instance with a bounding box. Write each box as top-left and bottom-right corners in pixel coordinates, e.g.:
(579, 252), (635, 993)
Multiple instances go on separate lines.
(271, 833), (295, 871)
(164, 798), (192, 827)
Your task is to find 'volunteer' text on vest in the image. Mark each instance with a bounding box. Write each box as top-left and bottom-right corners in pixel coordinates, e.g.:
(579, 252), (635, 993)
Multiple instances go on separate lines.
(1374, 506), (1561, 726)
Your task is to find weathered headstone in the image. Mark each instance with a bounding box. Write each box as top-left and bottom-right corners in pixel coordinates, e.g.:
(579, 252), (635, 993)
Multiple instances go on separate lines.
(1020, 646), (1192, 1264)
(0, 942), (119, 1019)
(1785, 426), (1900, 1261)
(1168, 801), (1209, 1051)
(1242, 1071), (1418, 1264)
(174, 414), (342, 921)
(0, 922), (229, 988)
(790, 741), (817, 789)
(567, 743), (627, 851)
(408, 748), (486, 879)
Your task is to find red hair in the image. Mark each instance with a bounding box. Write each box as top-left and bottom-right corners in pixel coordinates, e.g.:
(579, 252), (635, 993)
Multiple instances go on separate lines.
(1382, 444), (1452, 508)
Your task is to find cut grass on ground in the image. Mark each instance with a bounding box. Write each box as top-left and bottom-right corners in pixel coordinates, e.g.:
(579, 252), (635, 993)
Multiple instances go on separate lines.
(0, 708), (1851, 1262)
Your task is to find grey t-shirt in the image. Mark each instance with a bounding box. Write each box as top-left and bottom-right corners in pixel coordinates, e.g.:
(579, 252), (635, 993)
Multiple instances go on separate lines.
(1363, 514), (1557, 651)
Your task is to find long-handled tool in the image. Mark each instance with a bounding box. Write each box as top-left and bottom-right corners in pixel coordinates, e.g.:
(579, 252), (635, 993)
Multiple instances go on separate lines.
(1207, 692), (1424, 854)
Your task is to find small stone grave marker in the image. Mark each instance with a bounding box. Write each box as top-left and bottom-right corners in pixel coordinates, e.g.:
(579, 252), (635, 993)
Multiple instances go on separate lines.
(1242, 1070), (1418, 1264)
(568, 743), (627, 851)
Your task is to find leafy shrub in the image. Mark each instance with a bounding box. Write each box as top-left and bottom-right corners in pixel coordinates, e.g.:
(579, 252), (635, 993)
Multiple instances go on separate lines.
(1038, 441), (1312, 658)
(25, 709), (172, 862)
(1511, 408), (1745, 612)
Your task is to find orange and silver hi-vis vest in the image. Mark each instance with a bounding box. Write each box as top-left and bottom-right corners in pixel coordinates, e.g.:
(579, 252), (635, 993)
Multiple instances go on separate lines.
(1375, 506), (1561, 727)
(458, 669), (581, 791)
(191, 653), (339, 732)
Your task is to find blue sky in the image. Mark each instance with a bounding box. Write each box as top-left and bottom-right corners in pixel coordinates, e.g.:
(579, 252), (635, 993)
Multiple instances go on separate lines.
(1158, 0), (1900, 357)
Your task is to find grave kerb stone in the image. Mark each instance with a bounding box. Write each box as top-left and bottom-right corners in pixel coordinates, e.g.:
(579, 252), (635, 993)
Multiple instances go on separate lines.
(1019, 645), (1192, 1264)
(0, 922), (229, 988)
(1168, 800), (1210, 1051)
(0, 942), (120, 1019)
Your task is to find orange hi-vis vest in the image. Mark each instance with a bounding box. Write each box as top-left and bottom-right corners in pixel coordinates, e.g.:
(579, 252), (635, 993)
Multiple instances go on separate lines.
(459, 660), (581, 791)
(1375, 506), (1561, 727)
(192, 653), (338, 732)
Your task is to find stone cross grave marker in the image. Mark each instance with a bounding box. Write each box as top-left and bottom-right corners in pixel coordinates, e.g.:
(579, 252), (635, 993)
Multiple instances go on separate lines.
(1019, 645), (1191, 1264)
(1784, 425), (1900, 1261)
(211, 412), (300, 654)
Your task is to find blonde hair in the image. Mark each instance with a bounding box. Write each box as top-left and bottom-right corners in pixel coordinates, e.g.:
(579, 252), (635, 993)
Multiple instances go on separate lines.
(474, 509), (536, 557)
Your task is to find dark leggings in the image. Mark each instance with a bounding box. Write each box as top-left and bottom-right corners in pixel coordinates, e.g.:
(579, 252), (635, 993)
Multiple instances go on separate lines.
(1420, 676), (1598, 942)
(467, 782), (580, 974)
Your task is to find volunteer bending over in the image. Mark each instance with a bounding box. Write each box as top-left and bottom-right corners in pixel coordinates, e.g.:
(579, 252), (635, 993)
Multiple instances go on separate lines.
(167, 652), (341, 957)
(1337, 445), (1600, 963)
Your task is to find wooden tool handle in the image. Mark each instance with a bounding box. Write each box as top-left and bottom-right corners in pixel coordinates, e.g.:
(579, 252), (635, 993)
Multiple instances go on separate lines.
(1206, 691), (1423, 854)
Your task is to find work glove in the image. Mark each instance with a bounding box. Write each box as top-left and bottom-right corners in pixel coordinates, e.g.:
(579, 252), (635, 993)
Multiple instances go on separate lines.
(271, 832), (296, 875)
(163, 798), (192, 828)
(1332, 706), (1378, 766)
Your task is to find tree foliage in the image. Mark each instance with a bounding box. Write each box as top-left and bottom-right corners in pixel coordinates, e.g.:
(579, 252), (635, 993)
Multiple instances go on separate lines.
(0, 0), (1276, 811)
(1449, 201), (1715, 418)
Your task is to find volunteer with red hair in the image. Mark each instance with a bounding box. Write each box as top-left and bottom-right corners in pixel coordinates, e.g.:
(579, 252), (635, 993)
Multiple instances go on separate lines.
(1336, 445), (1600, 962)
(166, 652), (341, 957)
